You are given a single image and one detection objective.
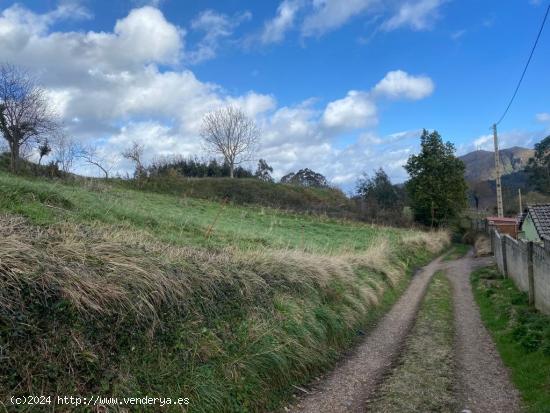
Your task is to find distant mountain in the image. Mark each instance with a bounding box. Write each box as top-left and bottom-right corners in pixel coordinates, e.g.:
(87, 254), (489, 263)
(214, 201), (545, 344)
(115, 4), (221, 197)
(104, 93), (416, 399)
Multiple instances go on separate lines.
(459, 146), (534, 182)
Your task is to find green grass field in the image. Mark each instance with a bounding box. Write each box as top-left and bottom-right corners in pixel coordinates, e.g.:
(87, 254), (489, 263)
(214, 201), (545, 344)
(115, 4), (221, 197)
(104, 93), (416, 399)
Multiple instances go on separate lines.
(0, 171), (407, 253)
(0, 171), (449, 412)
(472, 266), (550, 413)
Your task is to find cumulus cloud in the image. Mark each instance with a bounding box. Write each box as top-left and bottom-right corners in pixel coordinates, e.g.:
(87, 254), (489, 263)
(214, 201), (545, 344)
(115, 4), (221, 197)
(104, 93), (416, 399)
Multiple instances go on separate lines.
(0, 3), (435, 188)
(0, 4), (183, 77)
(536, 112), (550, 123)
(322, 91), (378, 130)
(373, 70), (434, 100)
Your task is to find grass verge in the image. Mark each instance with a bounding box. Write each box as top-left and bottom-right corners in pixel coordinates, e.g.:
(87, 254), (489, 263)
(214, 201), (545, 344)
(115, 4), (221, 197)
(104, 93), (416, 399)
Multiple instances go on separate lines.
(471, 266), (550, 413)
(367, 271), (457, 413)
(0, 214), (448, 412)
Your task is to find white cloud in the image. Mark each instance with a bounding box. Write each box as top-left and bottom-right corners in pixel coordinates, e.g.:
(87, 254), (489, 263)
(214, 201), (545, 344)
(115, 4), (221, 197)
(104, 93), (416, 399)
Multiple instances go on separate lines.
(0, 4), (183, 76)
(322, 90), (378, 129)
(302, 0), (378, 37)
(373, 70), (434, 100)
(0, 4), (435, 189)
(187, 9), (251, 63)
(261, 0), (303, 44)
(451, 29), (466, 40)
(461, 129), (541, 154)
(536, 113), (550, 123)
(259, 0), (448, 42)
(113, 6), (183, 64)
(382, 0), (446, 31)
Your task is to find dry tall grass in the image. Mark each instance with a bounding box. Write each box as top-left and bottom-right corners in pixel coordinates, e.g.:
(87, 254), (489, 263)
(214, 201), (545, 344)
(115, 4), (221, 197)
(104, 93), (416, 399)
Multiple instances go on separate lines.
(0, 214), (449, 411)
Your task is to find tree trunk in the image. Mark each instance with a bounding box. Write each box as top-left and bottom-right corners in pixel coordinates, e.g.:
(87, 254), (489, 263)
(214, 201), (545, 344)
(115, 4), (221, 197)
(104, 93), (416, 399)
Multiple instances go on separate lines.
(10, 142), (19, 174)
(229, 164), (234, 178)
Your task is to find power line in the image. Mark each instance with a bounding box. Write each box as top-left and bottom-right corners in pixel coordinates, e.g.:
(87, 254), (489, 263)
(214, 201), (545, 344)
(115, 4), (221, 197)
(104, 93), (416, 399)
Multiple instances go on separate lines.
(495, 3), (550, 126)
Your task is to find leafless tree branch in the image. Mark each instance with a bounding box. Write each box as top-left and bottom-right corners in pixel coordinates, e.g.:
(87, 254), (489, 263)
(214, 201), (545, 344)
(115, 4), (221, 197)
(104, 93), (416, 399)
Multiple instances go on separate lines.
(0, 63), (58, 173)
(200, 105), (260, 178)
(122, 140), (145, 179)
(78, 145), (113, 179)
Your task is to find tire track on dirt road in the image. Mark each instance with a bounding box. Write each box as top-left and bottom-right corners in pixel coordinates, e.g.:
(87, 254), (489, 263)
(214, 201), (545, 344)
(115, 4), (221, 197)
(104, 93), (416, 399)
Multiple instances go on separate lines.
(289, 252), (522, 413)
(289, 257), (443, 413)
(444, 253), (521, 413)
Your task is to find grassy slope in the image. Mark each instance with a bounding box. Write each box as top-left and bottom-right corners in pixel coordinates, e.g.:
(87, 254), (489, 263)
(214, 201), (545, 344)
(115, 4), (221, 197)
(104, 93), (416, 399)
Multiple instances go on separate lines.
(471, 266), (550, 413)
(0, 172), (404, 252)
(368, 271), (457, 413)
(122, 175), (357, 217)
(0, 172), (449, 412)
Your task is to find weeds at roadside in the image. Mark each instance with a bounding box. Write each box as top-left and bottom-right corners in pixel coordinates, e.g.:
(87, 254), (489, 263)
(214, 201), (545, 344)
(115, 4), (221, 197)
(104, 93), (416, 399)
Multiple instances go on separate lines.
(472, 266), (550, 413)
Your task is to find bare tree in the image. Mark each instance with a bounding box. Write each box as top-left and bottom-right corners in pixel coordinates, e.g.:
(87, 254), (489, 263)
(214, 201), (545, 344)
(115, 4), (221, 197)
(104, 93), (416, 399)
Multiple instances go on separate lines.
(122, 140), (145, 178)
(0, 63), (56, 173)
(79, 145), (113, 179)
(52, 132), (80, 173)
(200, 105), (259, 178)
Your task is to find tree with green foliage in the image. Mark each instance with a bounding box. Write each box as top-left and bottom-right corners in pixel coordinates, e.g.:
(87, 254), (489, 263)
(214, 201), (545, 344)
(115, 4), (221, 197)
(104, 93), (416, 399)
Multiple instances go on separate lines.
(280, 168), (328, 188)
(405, 129), (467, 226)
(255, 159), (274, 182)
(356, 168), (400, 210)
(526, 135), (550, 194)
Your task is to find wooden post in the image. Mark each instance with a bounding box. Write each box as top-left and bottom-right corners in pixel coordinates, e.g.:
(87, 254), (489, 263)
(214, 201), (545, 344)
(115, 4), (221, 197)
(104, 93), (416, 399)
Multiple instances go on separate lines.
(527, 241), (535, 307)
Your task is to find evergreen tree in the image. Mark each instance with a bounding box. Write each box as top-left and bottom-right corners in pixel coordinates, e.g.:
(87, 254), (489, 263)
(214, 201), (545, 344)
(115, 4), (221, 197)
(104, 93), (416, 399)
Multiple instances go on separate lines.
(255, 159), (274, 182)
(526, 135), (550, 194)
(405, 129), (467, 226)
(356, 168), (399, 210)
(280, 168), (328, 188)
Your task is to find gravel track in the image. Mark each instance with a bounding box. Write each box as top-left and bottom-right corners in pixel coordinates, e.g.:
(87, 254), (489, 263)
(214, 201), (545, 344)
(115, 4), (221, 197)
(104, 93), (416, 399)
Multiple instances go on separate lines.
(289, 257), (443, 413)
(288, 252), (521, 413)
(443, 253), (521, 413)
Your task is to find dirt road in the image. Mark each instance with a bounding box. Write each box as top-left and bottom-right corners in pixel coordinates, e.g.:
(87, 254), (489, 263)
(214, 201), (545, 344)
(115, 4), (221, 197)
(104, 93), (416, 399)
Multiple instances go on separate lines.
(289, 252), (521, 413)
(444, 254), (521, 413)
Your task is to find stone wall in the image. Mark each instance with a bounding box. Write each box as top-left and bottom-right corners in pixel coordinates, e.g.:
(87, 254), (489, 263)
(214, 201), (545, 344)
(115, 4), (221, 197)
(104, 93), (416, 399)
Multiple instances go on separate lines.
(504, 236), (529, 293)
(490, 229), (550, 315)
(533, 241), (550, 315)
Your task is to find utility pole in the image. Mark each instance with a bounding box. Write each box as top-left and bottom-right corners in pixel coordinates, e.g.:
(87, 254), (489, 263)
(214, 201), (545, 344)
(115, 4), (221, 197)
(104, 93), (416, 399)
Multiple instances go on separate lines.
(493, 124), (504, 217)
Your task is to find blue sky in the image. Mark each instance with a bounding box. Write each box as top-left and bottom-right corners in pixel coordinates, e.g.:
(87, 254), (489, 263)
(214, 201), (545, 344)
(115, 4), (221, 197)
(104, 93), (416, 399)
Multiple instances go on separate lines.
(0, 0), (549, 188)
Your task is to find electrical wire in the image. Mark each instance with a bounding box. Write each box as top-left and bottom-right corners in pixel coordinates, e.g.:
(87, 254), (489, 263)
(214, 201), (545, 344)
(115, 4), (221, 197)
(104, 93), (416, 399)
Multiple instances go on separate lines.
(495, 2), (550, 126)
